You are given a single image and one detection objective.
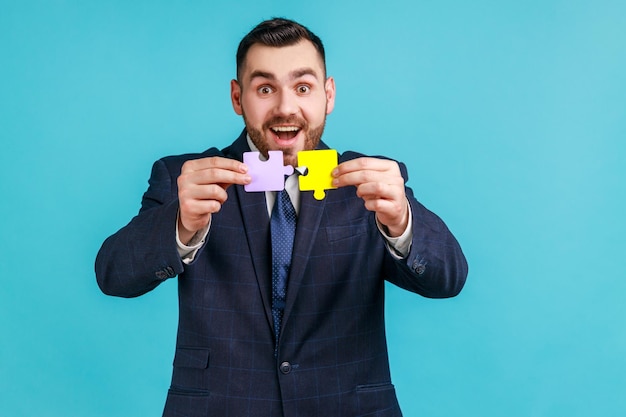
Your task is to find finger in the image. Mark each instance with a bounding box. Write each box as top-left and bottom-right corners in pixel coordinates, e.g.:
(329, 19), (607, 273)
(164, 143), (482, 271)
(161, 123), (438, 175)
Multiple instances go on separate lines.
(355, 182), (405, 202)
(361, 198), (399, 216)
(333, 158), (399, 176)
(180, 197), (226, 217)
(195, 168), (252, 186)
(179, 183), (230, 206)
(182, 156), (248, 175)
(179, 166), (251, 188)
(178, 185), (229, 232)
(333, 170), (404, 188)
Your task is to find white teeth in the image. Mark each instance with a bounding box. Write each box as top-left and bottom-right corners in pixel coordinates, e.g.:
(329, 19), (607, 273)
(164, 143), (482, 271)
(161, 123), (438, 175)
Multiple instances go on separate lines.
(271, 126), (299, 132)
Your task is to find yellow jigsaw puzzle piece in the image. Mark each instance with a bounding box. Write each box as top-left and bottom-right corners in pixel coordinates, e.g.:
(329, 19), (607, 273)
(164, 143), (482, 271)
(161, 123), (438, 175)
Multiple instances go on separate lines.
(297, 149), (338, 200)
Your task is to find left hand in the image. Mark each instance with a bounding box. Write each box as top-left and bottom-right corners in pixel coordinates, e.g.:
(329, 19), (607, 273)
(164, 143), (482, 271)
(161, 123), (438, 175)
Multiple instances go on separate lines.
(332, 157), (409, 237)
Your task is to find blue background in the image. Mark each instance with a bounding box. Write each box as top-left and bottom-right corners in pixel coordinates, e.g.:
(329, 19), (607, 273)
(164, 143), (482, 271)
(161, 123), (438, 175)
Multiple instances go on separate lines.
(1, 0), (625, 415)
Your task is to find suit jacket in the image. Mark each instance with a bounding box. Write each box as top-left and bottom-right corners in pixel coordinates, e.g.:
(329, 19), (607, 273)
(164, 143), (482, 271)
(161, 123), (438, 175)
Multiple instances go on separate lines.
(95, 130), (468, 417)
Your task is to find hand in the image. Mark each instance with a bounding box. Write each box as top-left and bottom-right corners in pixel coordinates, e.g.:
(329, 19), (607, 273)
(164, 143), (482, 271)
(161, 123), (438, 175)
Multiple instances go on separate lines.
(332, 157), (409, 237)
(177, 157), (251, 243)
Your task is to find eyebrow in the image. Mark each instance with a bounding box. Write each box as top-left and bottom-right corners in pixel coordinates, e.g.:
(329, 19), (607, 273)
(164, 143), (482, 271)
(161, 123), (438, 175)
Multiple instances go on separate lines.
(248, 67), (320, 82)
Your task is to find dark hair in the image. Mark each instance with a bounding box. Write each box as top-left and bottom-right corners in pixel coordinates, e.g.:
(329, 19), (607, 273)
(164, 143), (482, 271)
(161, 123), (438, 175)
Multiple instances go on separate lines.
(236, 18), (326, 80)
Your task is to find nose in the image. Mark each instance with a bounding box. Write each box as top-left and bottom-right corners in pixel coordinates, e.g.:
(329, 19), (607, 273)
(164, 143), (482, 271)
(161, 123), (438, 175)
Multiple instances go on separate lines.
(275, 89), (298, 116)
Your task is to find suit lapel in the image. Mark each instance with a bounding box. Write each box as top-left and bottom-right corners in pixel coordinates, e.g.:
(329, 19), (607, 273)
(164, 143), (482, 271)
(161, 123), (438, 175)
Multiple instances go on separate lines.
(235, 186), (275, 332)
(226, 130), (275, 332)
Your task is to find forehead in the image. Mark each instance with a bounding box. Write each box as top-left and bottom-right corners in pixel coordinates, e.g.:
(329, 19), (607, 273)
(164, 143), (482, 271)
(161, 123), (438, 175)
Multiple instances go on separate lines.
(241, 40), (325, 82)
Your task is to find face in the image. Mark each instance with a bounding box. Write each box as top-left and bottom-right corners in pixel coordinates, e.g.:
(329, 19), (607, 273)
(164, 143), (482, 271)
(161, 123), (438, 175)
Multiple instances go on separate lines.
(231, 40), (336, 167)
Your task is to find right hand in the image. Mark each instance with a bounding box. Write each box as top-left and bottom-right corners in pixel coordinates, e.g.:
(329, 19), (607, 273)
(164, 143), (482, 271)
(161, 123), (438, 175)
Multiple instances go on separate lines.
(177, 157), (251, 244)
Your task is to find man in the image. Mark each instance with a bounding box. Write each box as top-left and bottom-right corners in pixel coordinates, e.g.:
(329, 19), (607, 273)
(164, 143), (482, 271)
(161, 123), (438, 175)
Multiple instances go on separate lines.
(96, 18), (468, 417)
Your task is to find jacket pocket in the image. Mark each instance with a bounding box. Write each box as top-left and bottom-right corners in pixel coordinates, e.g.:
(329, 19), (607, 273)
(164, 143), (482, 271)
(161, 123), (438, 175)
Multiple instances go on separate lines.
(355, 382), (402, 416)
(163, 389), (210, 417)
(356, 382), (394, 392)
(326, 222), (369, 243)
(170, 347), (211, 393)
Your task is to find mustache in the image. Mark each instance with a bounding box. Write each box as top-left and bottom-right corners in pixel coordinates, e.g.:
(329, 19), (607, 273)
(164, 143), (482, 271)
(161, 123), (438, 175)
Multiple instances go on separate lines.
(263, 116), (307, 130)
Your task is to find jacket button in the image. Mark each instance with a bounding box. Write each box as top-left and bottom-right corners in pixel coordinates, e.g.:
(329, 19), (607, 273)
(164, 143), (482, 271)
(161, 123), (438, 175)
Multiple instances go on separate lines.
(280, 362), (292, 374)
(155, 267), (176, 280)
(412, 261), (426, 275)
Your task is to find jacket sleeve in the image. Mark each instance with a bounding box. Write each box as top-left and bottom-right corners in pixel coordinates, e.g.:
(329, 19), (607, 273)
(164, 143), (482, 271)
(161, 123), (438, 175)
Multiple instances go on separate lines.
(95, 158), (187, 298)
(383, 164), (468, 298)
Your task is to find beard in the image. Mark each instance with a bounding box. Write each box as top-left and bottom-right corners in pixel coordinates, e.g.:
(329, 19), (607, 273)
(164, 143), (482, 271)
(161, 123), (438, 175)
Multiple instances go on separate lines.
(243, 112), (326, 167)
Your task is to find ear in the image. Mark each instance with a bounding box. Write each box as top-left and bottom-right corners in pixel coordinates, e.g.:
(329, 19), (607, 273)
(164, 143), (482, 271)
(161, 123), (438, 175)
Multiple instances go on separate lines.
(324, 76), (336, 115)
(230, 79), (243, 115)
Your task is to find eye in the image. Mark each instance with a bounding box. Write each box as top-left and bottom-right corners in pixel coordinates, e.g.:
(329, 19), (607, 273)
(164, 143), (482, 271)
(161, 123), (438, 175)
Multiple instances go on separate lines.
(258, 86), (273, 95)
(296, 85), (311, 94)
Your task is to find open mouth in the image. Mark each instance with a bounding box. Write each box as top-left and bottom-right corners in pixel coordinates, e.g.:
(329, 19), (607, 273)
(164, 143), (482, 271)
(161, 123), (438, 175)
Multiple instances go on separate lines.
(270, 125), (301, 142)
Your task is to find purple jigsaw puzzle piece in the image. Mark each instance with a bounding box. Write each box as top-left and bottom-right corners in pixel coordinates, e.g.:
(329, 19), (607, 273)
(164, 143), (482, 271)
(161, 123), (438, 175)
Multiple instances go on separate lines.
(244, 151), (294, 192)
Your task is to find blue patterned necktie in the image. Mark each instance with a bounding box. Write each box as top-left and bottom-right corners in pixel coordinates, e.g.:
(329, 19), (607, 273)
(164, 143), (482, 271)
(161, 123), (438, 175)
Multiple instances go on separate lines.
(270, 186), (297, 351)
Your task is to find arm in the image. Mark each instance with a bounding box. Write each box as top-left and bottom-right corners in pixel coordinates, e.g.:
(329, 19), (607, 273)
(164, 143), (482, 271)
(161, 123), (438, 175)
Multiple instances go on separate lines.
(386, 190), (467, 298)
(95, 159), (186, 297)
(95, 155), (251, 298)
(332, 157), (467, 298)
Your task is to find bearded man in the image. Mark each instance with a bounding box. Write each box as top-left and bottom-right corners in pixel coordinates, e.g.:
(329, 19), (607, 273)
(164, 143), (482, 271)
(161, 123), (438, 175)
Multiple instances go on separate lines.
(96, 17), (468, 417)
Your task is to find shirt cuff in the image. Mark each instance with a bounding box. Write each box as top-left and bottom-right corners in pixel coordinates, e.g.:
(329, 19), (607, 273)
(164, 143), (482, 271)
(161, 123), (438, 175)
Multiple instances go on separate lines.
(176, 211), (210, 264)
(376, 200), (413, 259)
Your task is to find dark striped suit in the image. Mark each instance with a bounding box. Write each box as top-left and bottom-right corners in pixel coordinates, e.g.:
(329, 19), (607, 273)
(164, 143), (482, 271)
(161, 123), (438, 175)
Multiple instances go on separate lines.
(95, 130), (468, 416)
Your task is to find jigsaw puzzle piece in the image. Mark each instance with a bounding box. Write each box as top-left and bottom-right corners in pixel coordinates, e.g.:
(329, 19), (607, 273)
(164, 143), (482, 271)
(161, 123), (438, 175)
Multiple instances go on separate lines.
(243, 151), (294, 192)
(297, 149), (338, 200)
